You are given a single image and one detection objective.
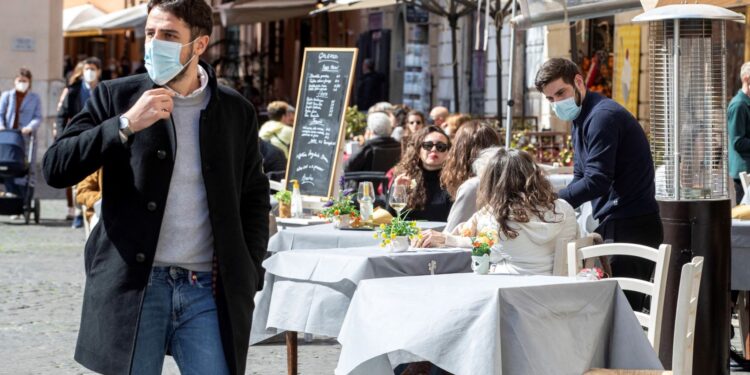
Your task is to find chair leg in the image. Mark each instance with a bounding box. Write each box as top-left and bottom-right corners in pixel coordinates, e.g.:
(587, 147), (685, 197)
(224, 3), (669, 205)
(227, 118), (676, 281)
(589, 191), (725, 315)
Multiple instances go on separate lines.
(286, 331), (298, 375)
(739, 292), (750, 360)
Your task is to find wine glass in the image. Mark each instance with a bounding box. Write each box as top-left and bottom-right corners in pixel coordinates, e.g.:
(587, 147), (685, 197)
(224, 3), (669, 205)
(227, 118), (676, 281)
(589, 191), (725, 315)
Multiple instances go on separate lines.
(389, 184), (408, 217)
(357, 181), (375, 221)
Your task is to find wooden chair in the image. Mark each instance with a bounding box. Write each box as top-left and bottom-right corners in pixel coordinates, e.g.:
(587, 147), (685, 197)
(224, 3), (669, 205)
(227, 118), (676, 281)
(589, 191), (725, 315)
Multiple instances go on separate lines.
(567, 242), (671, 354)
(552, 233), (605, 276)
(585, 257), (704, 375)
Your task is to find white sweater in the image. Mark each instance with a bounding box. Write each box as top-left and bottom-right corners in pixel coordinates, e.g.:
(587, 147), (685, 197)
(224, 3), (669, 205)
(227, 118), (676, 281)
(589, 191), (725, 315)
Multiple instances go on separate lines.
(445, 199), (578, 275)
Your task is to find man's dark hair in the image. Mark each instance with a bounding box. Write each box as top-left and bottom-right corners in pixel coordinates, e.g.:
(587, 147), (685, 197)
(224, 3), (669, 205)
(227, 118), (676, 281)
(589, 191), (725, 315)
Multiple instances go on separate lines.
(147, 0), (213, 39)
(267, 101), (289, 121)
(534, 58), (582, 92)
(18, 68), (32, 81)
(83, 57), (102, 70)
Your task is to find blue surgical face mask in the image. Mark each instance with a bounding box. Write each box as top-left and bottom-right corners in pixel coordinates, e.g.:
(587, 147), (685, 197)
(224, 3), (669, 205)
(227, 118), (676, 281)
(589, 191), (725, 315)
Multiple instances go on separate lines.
(552, 89), (582, 122)
(144, 38), (197, 85)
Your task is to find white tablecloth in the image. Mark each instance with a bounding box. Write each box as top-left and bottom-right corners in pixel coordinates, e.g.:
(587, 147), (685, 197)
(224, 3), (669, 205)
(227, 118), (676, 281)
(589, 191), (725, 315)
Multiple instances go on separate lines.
(336, 274), (663, 375)
(267, 222), (446, 253)
(733, 219), (750, 290)
(250, 246), (471, 344)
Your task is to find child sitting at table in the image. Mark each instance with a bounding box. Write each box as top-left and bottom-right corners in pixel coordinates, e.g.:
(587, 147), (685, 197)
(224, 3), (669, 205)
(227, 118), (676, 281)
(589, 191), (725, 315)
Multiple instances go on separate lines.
(412, 149), (578, 275)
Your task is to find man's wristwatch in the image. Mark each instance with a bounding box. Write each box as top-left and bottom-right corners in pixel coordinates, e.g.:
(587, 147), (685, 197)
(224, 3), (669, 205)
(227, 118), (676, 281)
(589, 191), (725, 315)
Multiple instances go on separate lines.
(119, 116), (134, 138)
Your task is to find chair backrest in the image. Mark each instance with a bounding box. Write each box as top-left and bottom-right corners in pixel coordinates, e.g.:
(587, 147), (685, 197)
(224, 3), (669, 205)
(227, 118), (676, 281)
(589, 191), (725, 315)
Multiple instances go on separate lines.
(672, 256), (704, 375)
(370, 144), (401, 172)
(740, 172), (750, 198)
(567, 242), (672, 354)
(553, 234), (600, 276)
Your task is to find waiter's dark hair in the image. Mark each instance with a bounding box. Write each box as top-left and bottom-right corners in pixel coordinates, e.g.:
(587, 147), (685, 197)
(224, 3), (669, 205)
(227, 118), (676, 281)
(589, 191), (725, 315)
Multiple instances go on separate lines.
(534, 58), (582, 92)
(147, 0), (213, 39)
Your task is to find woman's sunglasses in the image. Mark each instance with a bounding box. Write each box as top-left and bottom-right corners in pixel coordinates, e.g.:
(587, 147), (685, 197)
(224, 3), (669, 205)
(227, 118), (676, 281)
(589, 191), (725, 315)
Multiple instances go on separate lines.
(421, 141), (450, 153)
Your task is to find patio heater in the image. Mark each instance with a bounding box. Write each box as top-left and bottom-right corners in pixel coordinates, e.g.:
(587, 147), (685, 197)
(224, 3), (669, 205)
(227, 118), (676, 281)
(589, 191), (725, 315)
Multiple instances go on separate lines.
(633, 5), (744, 374)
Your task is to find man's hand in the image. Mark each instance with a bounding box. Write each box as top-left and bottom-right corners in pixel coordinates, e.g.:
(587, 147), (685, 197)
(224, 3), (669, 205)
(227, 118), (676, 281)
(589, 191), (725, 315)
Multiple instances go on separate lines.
(122, 88), (175, 133)
(21, 127), (32, 136)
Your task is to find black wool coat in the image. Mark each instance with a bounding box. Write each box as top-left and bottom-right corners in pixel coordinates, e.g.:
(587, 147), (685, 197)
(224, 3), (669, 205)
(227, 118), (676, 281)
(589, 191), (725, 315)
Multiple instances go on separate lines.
(43, 61), (270, 375)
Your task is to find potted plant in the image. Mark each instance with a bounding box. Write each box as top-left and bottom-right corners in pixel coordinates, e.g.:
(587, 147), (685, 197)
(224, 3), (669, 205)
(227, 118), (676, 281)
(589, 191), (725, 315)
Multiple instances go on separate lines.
(374, 211), (420, 253)
(470, 229), (497, 274)
(274, 190), (292, 218)
(319, 180), (359, 228)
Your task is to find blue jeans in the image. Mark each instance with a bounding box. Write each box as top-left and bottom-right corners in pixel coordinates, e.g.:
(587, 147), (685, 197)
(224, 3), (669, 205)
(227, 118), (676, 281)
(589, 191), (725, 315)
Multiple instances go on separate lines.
(131, 267), (229, 375)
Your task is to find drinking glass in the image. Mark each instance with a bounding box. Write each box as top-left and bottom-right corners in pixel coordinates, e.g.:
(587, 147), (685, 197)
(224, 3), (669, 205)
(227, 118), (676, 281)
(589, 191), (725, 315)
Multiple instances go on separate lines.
(389, 184), (408, 217)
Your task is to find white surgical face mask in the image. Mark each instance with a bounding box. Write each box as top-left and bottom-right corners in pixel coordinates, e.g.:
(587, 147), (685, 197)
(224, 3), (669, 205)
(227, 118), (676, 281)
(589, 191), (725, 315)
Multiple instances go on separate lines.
(15, 81), (29, 93)
(144, 38), (197, 86)
(83, 69), (98, 83)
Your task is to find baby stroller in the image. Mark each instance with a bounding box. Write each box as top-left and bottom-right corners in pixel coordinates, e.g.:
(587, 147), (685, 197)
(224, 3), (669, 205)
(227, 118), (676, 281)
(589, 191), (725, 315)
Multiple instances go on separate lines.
(0, 129), (40, 224)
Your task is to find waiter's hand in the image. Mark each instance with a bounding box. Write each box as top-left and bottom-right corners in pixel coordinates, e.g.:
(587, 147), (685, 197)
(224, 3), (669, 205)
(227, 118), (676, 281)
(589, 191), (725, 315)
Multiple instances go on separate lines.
(122, 88), (175, 133)
(21, 127), (32, 136)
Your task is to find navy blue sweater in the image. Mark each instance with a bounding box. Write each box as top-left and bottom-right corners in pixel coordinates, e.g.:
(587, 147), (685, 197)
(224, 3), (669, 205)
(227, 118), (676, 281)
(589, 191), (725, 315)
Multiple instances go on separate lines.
(558, 92), (658, 223)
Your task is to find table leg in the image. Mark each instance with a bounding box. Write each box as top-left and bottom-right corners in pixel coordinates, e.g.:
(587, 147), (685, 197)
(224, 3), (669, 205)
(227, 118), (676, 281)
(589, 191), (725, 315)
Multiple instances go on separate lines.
(286, 331), (298, 375)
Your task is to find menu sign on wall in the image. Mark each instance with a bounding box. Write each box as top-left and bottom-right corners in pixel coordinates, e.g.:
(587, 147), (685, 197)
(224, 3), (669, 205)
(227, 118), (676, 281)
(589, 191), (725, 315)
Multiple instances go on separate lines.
(285, 48), (358, 198)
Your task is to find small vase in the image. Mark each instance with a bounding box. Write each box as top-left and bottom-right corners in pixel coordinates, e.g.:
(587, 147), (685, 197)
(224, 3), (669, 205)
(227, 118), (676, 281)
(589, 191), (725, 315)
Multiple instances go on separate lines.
(471, 254), (490, 274)
(278, 202), (291, 218)
(334, 215), (352, 229)
(387, 236), (410, 253)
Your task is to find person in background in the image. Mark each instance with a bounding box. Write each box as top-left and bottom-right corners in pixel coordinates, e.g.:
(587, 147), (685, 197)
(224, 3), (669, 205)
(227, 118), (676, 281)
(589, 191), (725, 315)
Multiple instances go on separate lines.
(283, 105), (295, 126)
(535, 57), (660, 310)
(0, 68), (43, 202)
(356, 58), (387, 112)
(346, 111), (401, 173)
(440, 121), (501, 232)
(392, 126), (453, 221)
(429, 106), (449, 127)
(441, 113), (471, 138)
(260, 139), (287, 182)
(119, 56), (132, 76)
(259, 100), (294, 157)
(729, 61), (750, 204)
(56, 57), (102, 228)
(55, 61), (86, 221)
(75, 168), (102, 228)
(102, 57), (120, 81)
(414, 149), (578, 276)
(391, 104), (411, 141)
(134, 59), (148, 74)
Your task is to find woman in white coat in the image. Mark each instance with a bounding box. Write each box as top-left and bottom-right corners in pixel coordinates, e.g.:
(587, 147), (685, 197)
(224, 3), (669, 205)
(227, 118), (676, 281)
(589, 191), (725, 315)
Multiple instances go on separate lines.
(413, 149), (578, 275)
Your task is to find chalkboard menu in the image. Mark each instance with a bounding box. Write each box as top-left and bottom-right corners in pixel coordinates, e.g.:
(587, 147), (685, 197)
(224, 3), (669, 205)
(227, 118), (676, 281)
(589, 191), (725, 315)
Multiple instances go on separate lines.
(285, 48), (358, 198)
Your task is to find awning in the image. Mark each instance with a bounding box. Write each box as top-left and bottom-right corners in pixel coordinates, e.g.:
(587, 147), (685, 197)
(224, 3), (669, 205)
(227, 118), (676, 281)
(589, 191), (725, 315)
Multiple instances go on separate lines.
(217, 0), (317, 26)
(63, 4), (106, 31)
(312, 0), (400, 14)
(66, 4), (148, 37)
(512, 0), (644, 29)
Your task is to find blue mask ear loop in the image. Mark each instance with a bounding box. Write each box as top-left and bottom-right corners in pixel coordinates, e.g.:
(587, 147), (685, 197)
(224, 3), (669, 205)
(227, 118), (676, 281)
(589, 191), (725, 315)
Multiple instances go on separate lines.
(164, 38), (199, 91)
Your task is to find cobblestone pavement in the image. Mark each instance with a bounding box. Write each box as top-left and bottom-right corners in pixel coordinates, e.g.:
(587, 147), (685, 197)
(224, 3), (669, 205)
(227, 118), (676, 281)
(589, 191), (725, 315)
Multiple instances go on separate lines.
(0, 199), (339, 375)
(1, 198), (749, 374)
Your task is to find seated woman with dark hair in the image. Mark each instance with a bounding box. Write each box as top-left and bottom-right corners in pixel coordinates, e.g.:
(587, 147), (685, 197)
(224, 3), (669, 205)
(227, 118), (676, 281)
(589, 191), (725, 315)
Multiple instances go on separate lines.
(391, 126), (453, 222)
(413, 149), (578, 275)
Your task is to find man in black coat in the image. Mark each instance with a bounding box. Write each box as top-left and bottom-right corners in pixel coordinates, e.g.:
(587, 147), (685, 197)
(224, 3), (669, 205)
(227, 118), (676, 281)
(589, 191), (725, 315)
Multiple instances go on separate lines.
(56, 56), (102, 134)
(42, 1), (270, 374)
(356, 58), (387, 112)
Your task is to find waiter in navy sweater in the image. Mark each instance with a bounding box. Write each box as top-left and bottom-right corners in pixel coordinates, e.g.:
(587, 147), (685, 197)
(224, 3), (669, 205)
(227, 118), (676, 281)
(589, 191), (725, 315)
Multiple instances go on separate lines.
(535, 58), (662, 310)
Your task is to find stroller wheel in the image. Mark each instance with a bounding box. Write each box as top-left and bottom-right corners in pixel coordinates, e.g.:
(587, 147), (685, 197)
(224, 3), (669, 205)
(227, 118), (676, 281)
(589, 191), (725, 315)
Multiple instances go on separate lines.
(33, 198), (40, 224)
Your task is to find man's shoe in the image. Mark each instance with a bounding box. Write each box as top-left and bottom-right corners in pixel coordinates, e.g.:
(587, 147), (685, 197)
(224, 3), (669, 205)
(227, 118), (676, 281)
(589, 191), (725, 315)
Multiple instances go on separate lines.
(72, 215), (84, 229)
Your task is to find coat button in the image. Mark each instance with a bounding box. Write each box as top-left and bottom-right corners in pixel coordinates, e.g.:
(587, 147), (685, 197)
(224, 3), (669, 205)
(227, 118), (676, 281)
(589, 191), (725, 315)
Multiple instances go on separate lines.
(147, 202), (157, 211)
(135, 253), (146, 263)
(157, 150), (167, 160)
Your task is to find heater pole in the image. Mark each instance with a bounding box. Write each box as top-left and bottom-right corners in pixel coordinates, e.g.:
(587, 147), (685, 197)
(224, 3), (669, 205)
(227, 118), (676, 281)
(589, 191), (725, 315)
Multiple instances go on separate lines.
(672, 19), (680, 199)
(504, 0), (516, 149)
